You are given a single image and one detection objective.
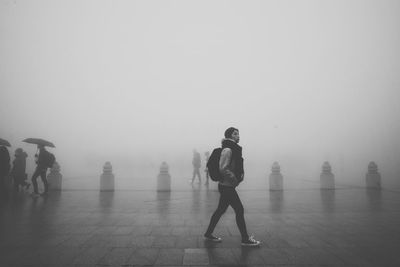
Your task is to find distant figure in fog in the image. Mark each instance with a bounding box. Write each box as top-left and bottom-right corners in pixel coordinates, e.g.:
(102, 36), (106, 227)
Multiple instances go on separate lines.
(11, 148), (30, 192)
(204, 151), (210, 185)
(31, 145), (49, 196)
(204, 127), (261, 246)
(0, 146), (11, 200)
(191, 149), (202, 184)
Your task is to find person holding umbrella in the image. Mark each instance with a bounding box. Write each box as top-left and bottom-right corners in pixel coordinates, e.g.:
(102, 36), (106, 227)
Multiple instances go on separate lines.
(23, 138), (55, 197)
(31, 144), (52, 196)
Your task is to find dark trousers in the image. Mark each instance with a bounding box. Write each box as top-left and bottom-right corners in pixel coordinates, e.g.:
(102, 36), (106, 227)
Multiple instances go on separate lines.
(0, 175), (8, 200)
(205, 184), (249, 240)
(32, 167), (48, 194)
(13, 178), (29, 192)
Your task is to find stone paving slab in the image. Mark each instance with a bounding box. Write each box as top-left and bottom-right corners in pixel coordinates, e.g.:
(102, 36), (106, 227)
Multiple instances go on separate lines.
(1, 184), (400, 266)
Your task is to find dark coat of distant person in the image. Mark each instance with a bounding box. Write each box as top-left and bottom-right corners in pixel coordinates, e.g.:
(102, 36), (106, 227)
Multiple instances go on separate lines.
(11, 148), (28, 184)
(0, 146), (11, 177)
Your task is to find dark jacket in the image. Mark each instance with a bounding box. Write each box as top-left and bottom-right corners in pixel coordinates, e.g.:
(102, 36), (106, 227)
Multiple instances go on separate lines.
(0, 146), (10, 176)
(11, 151), (28, 180)
(219, 139), (244, 187)
(36, 149), (49, 170)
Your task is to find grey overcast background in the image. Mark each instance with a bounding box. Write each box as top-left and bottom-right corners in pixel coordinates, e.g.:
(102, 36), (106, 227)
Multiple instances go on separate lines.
(1, 0), (399, 190)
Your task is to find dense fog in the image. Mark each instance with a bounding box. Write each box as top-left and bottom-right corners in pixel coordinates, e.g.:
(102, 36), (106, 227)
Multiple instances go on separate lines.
(1, 0), (399, 190)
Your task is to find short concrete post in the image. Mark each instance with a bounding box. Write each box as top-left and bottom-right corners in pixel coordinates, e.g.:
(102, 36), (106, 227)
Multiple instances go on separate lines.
(157, 161), (171, 191)
(47, 161), (62, 191)
(100, 162), (114, 192)
(269, 162), (283, 191)
(320, 161), (335, 189)
(366, 161), (381, 189)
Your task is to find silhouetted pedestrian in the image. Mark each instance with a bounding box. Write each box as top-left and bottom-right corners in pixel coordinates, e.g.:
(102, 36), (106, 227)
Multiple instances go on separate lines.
(31, 145), (49, 196)
(11, 148), (30, 192)
(0, 146), (11, 200)
(204, 127), (261, 246)
(191, 149), (201, 184)
(204, 151), (210, 185)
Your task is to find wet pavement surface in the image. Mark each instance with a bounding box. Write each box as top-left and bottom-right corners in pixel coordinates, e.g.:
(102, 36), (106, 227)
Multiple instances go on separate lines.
(1, 183), (399, 266)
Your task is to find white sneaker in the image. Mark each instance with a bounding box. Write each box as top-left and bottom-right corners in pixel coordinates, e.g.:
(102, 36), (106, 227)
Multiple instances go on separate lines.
(241, 235), (261, 247)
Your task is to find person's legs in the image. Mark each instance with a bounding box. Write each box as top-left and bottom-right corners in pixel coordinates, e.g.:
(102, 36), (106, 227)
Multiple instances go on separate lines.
(31, 168), (40, 194)
(205, 184), (230, 236)
(192, 168), (201, 183)
(21, 173), (30, 189)
(22, 180), (30, 189)
(13, 178), (19, 192)
(230, 189), (249, 241)
(229, 189), (261, 246)
(40, 169), (48, 193)
(195, 168), (201, 183)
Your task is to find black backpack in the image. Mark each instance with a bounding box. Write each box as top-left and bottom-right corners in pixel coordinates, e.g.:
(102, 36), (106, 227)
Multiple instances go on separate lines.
(206, 148), (222, 182)
(43, 151), (56, 168)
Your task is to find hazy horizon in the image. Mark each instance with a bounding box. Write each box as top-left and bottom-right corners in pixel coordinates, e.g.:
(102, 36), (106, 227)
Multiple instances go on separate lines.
(1, 0), (399, 190)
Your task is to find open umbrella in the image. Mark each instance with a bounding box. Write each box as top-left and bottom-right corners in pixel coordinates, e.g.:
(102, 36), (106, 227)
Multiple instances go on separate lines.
(23, 138), (55, 148)
(0, 138), (11, 147)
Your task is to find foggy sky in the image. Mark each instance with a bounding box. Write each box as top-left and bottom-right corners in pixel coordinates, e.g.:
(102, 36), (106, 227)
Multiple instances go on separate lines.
(1, 0), (399, 189)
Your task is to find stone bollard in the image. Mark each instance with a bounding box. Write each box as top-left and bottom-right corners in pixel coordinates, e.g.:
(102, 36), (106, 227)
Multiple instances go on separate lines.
(100, 162), (114, 192)
(269, 162), (283, 191)
(366, 161), (381, 189)
(157, 161), (171, 191)
(47, 161), (62, 191)
(320, 161), (335, 189)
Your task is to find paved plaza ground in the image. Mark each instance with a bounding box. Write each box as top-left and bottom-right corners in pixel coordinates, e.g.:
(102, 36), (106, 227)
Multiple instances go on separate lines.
(1, 182), (399, 266)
